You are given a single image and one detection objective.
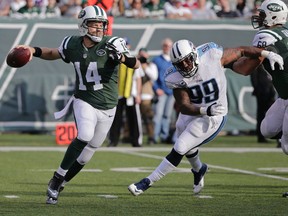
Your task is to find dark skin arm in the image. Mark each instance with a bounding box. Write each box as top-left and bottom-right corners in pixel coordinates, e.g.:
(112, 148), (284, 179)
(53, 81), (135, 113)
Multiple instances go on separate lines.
(173, 88), (201, 116)
(221, 46), (263, 75)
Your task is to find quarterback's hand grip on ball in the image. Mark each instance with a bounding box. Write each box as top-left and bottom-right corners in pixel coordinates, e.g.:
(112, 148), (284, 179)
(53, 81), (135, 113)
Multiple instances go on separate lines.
(200, 103), (225, 116)
(261, 50), (284, 70)
(106, 42), (122, 62)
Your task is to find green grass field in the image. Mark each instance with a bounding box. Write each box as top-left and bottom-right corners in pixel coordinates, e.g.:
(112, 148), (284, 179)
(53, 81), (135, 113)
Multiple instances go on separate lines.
(0, 133), (287, 216)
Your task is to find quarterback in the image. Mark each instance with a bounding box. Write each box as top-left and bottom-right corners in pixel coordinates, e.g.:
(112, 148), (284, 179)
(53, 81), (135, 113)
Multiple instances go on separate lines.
(16, 5), (140, 204)
(128, 39), (283, 196)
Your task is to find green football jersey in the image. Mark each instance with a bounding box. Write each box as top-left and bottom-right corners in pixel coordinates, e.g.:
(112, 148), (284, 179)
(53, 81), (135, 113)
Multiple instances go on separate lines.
(58, 35), (120, 110)
(259, 27), (288, 99)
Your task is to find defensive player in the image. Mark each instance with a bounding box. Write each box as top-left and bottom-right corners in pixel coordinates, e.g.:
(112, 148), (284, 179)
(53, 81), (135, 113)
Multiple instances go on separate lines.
(250, 0), (288, 197)
(128, 39), (283, 196)
(17, 5), (140, 204)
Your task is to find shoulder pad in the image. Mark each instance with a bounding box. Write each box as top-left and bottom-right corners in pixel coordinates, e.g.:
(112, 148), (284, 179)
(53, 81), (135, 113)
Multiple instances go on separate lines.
(165, 67), (187, 89)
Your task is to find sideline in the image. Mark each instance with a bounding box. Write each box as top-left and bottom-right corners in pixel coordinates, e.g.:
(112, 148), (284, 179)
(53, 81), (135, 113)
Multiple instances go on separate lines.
(0, 146), (282, 153)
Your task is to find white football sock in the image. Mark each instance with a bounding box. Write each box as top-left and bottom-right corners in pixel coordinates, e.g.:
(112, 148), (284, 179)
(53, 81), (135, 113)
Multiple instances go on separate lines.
(187, 154), (202, 172)
(147, 158), (176, 183)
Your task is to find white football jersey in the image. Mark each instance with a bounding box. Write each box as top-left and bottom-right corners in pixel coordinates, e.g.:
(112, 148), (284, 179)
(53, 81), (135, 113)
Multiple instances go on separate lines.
(164, 42), (228, 116)
(252, 29), (280, 48)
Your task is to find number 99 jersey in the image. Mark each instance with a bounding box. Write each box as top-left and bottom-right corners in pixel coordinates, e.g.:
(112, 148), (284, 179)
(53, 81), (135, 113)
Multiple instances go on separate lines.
(58, 35), (127, 110)
(165, 42), (228, 115)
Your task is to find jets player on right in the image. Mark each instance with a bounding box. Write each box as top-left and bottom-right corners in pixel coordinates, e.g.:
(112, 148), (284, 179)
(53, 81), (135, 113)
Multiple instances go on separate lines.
(250, 0), (288, 197)
(128, 39), (284, 196)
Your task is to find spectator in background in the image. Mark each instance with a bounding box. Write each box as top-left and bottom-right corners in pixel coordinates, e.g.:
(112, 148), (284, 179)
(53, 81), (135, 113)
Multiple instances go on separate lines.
(111, 0), (125, 16)
(59, 0), (83, 18)
(108, 38), (144, 147)
(152, 38), (175, 144)
(138, 47), (158, 145)
(182, 0), (197, 10)
(190, 0), (218, 20)
(34, 0), (48, 14)
(125, 0), (150, 18)
(164, 0), (193, 20)
(235, 0), (252, 19)
(0, 0), (12, 16)
(251, 0), (263, 15)
(215, 0), (239, 18)
(10, 0), (26, 13)
(44, 0), (61, 18)
(144, 0), (165, 19)
(13, 0), (42, 18)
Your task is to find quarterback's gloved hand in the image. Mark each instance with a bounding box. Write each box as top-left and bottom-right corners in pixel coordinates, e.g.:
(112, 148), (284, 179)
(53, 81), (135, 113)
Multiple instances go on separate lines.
(261, 50), (284, 70)
(200, 103), (225, 116)
(106, 42), (122, 62)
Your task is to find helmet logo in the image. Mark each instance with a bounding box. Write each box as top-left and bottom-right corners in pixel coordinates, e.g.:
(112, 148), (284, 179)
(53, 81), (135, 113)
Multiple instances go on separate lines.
(78, 10), (86, 19)
(267, 3), (283, 12)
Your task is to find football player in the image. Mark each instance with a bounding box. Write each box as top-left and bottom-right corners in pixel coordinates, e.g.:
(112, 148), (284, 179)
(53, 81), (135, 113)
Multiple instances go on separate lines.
(128, 39), (283, 196)
(17, 5), (140, 204)
(251, 0), (288, 197)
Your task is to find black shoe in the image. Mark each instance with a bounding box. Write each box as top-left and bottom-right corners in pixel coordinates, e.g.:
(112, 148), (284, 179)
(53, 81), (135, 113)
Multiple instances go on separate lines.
(46, 172), (64, 205)
(192, 163), (208, 194)
(282, 192), (288, 197)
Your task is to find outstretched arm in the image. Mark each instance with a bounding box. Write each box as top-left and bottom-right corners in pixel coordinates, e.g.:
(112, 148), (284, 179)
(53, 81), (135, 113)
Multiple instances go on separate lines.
(221, 46), (283, 75)
(232, 56), (262, 76)
(16, 45), (61, 61)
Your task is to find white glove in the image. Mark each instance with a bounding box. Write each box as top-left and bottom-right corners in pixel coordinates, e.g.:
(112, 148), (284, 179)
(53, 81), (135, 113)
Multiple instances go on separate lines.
(106, 42), (122, 62)
(200, 103), (226, 116)
(261, 50), (284, 70)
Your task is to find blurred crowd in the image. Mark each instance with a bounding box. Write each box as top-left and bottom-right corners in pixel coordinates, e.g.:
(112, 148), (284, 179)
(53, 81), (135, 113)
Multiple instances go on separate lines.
(0, 0), (263, 20)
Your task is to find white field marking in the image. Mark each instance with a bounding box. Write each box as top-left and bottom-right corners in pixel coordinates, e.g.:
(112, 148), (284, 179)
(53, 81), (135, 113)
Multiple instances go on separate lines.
(1, 147), (286, 181)
(111, 167), (191, 173)
(30, 169), (102, 172)
(97, 195), (118, 199)
(197, 195), (213, 199)
(0, 146), (282, 153)
(4, 195), (19, 199)
(258, 168), (288, 172)
(121, 150), (288, 182)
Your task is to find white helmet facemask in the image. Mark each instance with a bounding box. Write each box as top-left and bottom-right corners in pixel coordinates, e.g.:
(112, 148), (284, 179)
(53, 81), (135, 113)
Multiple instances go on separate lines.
(78, 5), (108, 42)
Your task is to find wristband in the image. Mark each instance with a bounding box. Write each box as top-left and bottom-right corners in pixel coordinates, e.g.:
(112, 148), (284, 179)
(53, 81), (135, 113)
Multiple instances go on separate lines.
(123, 55), (137, 68)
(33, 47), (42, 57)
(199, 107), (206, 115)
(261, 50), (270, 58)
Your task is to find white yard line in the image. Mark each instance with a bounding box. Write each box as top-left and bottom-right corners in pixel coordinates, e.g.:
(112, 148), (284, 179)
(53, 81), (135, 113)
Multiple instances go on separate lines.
(0, 146), (282, 152)
(120, 149), (288, 182)
(0, 146), (286, 181)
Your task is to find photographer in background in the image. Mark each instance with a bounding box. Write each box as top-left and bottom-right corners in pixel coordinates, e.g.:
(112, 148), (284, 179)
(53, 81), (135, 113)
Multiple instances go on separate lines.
(138, 48), (158, 145)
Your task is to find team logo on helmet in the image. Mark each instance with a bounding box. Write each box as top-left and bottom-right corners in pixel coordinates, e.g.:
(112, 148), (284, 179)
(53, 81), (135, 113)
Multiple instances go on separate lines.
(267, 3), (283, 12)
(96, 49), (106, 56)
(78, 10), (86, 18)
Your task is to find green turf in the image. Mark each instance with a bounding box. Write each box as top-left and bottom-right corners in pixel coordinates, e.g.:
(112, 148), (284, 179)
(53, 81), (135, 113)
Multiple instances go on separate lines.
(0, 134), (286, 215)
